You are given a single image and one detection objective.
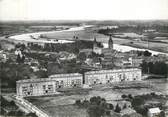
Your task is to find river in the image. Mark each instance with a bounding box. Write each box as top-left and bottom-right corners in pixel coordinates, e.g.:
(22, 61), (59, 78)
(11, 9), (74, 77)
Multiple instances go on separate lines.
(9, 25), (168, 56)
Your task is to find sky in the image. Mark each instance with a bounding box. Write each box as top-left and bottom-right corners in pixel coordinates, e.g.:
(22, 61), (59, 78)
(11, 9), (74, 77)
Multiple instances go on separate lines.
(0, 0), (168, 21)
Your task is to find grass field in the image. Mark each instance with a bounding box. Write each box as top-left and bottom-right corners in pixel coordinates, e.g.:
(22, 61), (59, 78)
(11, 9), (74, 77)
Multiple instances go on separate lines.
(42, 105), (87, 117)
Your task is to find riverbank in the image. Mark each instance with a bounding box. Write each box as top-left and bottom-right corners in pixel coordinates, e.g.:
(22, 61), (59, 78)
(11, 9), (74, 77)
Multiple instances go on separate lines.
(7, 25), (168, 56)
(122, 43), (168, 55)
(122, 41), (168, 54)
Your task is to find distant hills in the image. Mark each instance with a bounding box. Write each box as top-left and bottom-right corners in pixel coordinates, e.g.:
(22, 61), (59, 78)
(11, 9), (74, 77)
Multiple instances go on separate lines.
(0, 20), (168, 26)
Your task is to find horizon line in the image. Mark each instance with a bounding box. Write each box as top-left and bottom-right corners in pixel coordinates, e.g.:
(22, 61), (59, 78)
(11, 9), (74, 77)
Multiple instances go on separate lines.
(0, 19), (168, 23)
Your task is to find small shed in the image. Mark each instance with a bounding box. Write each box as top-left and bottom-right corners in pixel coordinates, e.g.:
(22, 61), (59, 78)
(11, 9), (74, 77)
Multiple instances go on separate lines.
(148, 107), (161, 117)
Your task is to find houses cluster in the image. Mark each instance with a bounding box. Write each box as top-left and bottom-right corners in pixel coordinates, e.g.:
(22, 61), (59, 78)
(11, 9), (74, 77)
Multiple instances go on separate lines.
(79, 36), (144, 69)
(16, 68), (141, 97)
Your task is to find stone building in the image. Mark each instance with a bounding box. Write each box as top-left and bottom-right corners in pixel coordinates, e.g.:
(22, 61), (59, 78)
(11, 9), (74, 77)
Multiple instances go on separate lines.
(93, 35), (114, 55)
(92, 37), (103, 55)
(16, 73), (83, 97)
(84, 68), (141, 86)
(147, 107), (161, 117)
(108, 35), (113, 49)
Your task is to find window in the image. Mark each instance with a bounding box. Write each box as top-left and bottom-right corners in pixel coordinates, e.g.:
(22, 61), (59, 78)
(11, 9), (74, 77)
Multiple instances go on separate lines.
(30, 84), (33, 87)
(60, 80), (63, 84)
(48, 85), (53, 90)
(43, 85), (46, 89)
(110, 76), (113, 81)
(27, 92), (30, 95)
(119, 74), (122, 79)
(71, 80), (74, 85)
(22, 86), (27, 92)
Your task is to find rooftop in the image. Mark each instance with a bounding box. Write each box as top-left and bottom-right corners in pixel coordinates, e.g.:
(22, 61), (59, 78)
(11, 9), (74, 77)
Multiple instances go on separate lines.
(17, 73), (82, 83)
(148, 108), (161, 113)
(85, 68), (141, 75)
(49, 73), (82, 78)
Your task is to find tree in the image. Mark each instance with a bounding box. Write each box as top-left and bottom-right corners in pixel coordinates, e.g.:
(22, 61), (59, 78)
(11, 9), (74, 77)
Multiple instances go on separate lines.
(160, 111), (165, 117)
(140, 60), (148, 73)
(131, 97), (145, 107)
(87, 105), (105, 117)
(83, 99), (90, 108)
(114, 104), (121, 113)
(15, 110), (24, 116)
(143, 50), (152, 57)
(90, 96), (102, 105)
(16, 54), (25, 63)
(78, 52), (87, 61)
(123, 103), (127, 109)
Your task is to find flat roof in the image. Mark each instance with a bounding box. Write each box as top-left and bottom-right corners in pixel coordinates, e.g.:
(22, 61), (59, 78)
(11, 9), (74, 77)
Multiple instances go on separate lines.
(49, 73), (82, 78)
(148, 108), (161, 113)
(85, 68), (141, 75)
(17, 73), (82, 83)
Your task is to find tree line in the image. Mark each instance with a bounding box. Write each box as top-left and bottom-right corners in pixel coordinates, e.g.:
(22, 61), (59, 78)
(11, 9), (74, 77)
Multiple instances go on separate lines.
(27, 40), (98, 54)
(141, 61), (168, 76)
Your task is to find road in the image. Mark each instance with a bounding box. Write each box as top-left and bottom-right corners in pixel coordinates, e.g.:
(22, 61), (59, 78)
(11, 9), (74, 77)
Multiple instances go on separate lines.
(9, 95), (50, 117)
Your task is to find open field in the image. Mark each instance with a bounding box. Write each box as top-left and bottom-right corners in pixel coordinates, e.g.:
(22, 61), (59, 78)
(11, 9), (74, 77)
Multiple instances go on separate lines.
(43, 27), (168, 53)
(42, 105), (87, 117)
(123, 40), (168, 53)
(1, 23), (167, 53)
(27, 79), (168, 117)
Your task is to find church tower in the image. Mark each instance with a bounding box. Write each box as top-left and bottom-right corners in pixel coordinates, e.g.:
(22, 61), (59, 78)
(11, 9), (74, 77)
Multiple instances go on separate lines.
(108, 35), (113, 49)
(93, 37), (97, 48)
(93, 37), (102, 54)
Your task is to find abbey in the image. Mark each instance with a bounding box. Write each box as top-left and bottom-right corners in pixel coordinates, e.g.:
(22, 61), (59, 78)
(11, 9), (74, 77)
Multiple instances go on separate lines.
(93, 35), (114, 55)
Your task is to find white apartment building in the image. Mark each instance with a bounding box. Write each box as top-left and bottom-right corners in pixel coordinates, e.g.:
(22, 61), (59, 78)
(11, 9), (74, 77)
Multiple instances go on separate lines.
(16, 73), (83, 97)
(84, 68), (142, 85)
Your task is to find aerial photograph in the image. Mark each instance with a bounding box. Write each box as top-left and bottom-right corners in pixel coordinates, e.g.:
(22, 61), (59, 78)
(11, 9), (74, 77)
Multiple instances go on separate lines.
(0, 0), (168, 117)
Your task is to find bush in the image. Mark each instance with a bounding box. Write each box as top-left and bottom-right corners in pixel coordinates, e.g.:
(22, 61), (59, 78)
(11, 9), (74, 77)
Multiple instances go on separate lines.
(108, 103), (114, 110)
(26, 113), (38, 117)
(82, 99), (90, 108)
(75, 99), (81, 106)
(131, 97), (145, 107)
(90, 96), (102, 105)
(10, 101), (16, 106)
(106, 110), (111, 115)
(128, 94), (133, 99)
(121, 94), (127, 99)
(143, 50), (152, 57)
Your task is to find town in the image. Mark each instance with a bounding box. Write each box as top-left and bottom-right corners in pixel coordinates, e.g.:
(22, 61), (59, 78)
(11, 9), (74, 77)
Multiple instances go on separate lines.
(0, 20), (168, 117)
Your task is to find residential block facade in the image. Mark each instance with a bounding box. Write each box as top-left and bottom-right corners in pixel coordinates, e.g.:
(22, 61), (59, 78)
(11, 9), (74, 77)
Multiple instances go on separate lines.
(84, 68), (141, 85)
(16, 73), (83, 97)
(16, 69), (142, 97)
